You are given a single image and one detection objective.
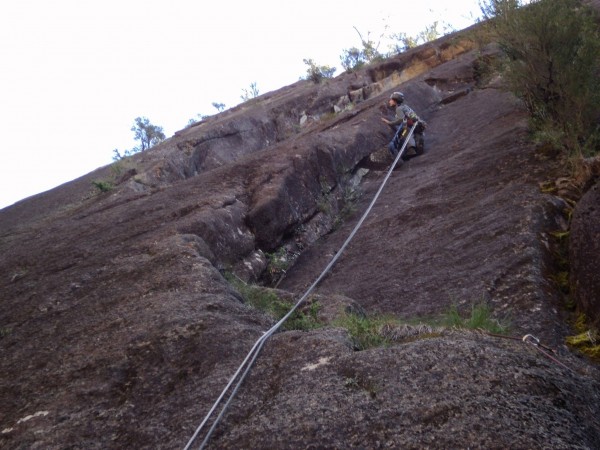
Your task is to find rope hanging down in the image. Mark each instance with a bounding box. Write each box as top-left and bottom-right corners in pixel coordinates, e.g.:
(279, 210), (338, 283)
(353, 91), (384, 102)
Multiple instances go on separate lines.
(183, 122), (420, 450)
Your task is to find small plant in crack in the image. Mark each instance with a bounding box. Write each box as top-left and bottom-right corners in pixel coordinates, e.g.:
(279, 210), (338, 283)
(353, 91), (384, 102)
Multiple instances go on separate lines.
(333, 312), (397, 350)
(316, 193), (331, 214)
(266, 247), (295, 283)
(334, 301), (509, 351)
(342, 374), (379, 398)
(439, 302), (509, 334)
(225, 273), (322, 331)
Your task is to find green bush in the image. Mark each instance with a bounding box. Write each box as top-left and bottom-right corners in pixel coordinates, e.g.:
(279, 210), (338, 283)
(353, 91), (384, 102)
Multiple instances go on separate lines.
(266, 248), (291, 274)
(92, 180), (113, 193)
(482, 0), (600, 159)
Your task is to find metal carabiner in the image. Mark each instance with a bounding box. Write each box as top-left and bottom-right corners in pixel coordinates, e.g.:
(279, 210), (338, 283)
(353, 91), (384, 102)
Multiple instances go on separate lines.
(522, 334), (540, 346)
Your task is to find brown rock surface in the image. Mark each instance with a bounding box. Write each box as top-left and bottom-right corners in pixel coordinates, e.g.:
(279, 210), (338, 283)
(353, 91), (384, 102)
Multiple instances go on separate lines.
(570, 181), (600, 328)
(1, 34), (599, 450)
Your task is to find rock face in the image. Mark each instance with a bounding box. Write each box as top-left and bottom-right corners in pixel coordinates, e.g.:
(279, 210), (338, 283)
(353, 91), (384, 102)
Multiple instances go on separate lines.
(213, 330), (600, 449)
(1, 31), (599, 450)
(570, 180), (600, 328)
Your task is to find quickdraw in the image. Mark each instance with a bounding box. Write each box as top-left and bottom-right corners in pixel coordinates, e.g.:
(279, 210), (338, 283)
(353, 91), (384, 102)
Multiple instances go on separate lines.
(522, 333), (576, 373)
(484, 330), (575, 374)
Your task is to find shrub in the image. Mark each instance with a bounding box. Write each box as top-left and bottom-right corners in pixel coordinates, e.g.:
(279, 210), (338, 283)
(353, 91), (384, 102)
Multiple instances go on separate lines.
(302, 58), (336, 83)
(266, 248), (291, 275)
(92, 180), (113, 193)
(388, 21), (443, 54)
(240, 82), (260, 102)
(482, 0), (600, 160)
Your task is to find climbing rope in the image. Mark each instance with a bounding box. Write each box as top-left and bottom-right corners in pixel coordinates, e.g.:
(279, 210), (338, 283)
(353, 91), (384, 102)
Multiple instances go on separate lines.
(182, 123), (420, 450)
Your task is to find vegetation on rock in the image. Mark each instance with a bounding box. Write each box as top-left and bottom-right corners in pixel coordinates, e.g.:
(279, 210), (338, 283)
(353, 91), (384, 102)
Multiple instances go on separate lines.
(482, 0), (600, 164)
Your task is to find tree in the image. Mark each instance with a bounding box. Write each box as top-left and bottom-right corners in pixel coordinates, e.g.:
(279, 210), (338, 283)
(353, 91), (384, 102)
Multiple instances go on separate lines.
(302, 58), (337, 83)
(131, 116), (166, 152)
(187, 113), (209, 127)
(113, 117), (166, 160)
(112, 148), (132, 161)
(340, 47), (366, 72)
(212, 102), (226, 112)
(340, 27), (384, 72)
(241, 82), (260, 102)
(388, 21), (442, 54)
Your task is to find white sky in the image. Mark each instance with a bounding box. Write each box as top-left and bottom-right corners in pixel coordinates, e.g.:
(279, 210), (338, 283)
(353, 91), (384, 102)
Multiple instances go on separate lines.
(0, 0), (481, 209)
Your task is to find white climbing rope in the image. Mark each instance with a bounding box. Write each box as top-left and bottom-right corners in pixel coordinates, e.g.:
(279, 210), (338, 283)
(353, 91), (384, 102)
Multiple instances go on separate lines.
(183, 122), (419, 450)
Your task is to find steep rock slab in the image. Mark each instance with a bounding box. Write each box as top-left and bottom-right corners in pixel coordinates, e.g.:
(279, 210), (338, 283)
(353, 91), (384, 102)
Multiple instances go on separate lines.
(0, 41), (469, 450)
(280, 59), (567, 343)
(1, 30), (598, 450)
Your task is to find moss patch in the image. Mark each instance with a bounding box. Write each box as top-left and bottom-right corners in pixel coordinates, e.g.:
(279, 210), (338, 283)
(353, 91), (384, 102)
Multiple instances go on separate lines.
(566, 314), (600, 361)
(566, 330), (600, 361)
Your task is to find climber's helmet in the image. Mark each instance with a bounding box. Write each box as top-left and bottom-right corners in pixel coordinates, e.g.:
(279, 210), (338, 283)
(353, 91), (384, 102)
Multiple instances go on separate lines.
(390, 92), (404, 104)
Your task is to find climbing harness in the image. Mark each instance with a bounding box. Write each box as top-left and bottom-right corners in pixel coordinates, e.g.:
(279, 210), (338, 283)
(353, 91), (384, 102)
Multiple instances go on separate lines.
(182, 123), (419, 450)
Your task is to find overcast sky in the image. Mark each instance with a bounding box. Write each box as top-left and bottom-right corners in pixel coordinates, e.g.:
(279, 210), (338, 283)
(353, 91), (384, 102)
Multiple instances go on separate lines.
(0, 0), (482, 209)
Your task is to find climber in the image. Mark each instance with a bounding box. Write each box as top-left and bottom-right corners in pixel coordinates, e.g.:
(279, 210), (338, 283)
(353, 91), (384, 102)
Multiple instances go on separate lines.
(381, 91), (426, 159)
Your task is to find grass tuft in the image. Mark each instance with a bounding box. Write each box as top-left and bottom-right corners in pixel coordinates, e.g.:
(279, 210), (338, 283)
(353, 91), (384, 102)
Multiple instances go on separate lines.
(333, 302), (510, 351)
(332, 313), (397, 350)
(440, 303), (509, 334)
(226, 273), (321, 331)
